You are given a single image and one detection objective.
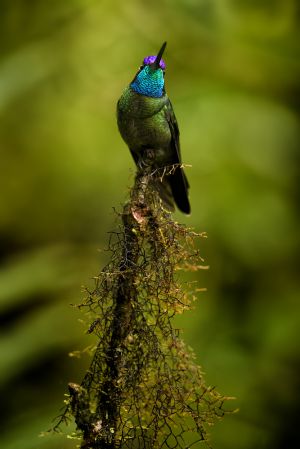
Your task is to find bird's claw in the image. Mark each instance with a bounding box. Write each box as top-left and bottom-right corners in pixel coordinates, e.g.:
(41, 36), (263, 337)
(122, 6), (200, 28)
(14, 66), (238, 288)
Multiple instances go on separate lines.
(137, 148), (155, 170)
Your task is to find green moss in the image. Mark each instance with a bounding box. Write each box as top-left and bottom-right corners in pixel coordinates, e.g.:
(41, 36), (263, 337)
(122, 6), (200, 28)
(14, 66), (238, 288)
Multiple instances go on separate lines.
(54, 171), (231, 448)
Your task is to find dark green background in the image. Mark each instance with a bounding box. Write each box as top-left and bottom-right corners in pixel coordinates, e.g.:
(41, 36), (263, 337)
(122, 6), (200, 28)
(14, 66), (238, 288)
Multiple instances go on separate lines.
(1, 1), (299, 448)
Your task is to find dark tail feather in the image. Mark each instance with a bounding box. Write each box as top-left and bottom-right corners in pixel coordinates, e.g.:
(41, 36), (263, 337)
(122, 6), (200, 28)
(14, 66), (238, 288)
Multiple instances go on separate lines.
(151, 178), (175, 212)
(169, 167), (191, 214)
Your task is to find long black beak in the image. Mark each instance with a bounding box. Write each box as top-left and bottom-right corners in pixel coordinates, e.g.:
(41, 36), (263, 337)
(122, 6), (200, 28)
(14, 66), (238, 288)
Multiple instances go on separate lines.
(154, 41), (167, 69)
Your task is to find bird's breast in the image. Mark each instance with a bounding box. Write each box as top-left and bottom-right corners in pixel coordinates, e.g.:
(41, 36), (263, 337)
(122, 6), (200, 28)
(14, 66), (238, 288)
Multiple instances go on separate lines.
(117, 87), (167, 118)
(117, 88), (171, 151)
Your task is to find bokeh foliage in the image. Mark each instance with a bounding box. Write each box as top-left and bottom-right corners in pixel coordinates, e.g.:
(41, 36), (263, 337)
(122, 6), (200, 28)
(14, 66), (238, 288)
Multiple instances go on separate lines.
(0, 1), (299, 448)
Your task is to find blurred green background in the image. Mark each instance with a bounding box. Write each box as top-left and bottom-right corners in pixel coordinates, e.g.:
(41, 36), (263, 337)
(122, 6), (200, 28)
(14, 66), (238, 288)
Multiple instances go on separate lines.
(1, 1), (299, 448)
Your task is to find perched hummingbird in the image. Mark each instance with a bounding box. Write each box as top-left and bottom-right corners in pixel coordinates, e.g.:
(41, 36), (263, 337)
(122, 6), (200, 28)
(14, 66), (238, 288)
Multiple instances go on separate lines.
(117, 42), (191, 214)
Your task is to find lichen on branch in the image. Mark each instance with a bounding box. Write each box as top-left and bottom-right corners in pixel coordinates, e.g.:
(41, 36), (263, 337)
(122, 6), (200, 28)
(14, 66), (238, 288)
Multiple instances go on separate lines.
(54, 169), (231, 448)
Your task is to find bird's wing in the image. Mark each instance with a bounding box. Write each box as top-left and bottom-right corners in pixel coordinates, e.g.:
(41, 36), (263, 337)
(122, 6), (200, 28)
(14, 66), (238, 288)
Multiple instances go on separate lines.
(164, 99), (181, 164)
(164, 100), (189, 189)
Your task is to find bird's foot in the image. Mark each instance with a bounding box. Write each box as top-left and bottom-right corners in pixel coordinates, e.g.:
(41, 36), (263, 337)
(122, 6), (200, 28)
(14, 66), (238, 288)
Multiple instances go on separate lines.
(137, 148), (155, 170)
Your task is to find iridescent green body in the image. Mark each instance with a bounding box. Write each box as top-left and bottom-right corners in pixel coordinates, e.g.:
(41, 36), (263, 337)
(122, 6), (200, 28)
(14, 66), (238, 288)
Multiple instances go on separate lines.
(117, 86), (173, 167)
(117, 43), (190, 214)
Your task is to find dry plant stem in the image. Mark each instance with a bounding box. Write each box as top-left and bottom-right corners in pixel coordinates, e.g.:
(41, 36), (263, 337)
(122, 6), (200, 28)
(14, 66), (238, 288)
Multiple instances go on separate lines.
(94, 207), (139, 447)
(58, 168), (231, 449)
(81, 171), (151, 449)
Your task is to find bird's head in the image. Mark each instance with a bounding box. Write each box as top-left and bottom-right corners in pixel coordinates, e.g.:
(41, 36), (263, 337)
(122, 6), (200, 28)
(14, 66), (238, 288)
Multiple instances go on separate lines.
(130, 42), (167, 98)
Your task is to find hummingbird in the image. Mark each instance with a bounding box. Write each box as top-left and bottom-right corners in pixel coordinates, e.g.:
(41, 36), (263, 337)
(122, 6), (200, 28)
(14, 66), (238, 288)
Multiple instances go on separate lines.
(117, 42), (191, 214)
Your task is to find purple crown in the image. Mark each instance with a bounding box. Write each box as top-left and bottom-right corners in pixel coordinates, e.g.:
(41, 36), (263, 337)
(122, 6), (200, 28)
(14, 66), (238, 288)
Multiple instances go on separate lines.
(143, 55), (166, 70)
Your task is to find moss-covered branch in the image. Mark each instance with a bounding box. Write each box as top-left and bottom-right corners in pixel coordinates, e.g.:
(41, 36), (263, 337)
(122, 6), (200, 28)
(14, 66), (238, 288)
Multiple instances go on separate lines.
(54, 170), (230, 448)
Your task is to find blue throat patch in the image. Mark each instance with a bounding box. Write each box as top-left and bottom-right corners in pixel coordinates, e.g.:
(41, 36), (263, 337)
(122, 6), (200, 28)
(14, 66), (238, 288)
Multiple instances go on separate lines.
(130, 65), (164, 98)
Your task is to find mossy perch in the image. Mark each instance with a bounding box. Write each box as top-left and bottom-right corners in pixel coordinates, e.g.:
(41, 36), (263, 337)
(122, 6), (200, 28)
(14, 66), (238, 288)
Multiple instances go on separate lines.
(54, 169), (230, 448)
